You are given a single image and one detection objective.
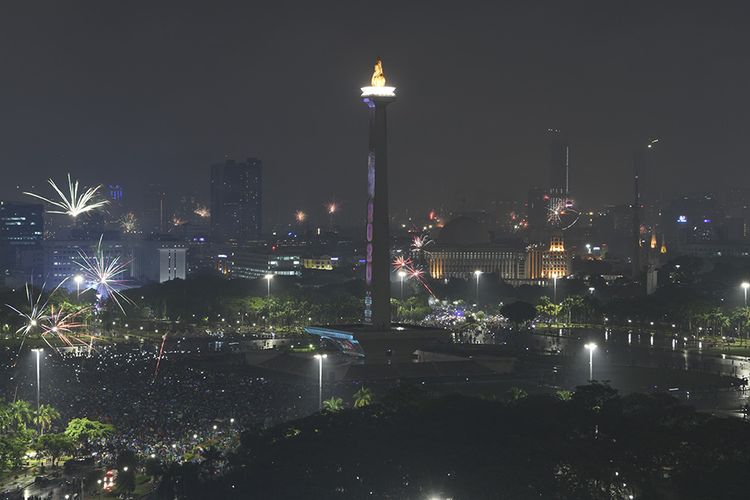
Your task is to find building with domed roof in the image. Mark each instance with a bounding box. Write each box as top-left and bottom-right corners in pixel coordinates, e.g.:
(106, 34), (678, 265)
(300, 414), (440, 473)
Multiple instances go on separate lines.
(424, 216), (571, 283)
(424, 216), (527, 280)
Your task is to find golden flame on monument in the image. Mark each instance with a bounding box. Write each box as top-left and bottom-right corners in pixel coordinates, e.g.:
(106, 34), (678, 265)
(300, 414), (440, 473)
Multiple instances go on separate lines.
(371, 58), (386, 87)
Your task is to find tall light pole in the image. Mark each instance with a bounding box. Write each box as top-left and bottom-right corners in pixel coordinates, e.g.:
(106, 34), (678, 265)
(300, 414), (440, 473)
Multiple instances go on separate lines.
(552, 273), (558, 304)
(74, 274), (83, 299)
(313, 353), (327, 410)
(264, 274), (273, 298)
(584, 343), (597, 381)
(32, 348), (43, 434)
(398, 270), (406, 301)
(742, 282), (749, 307)
(474, 270), (482, 304)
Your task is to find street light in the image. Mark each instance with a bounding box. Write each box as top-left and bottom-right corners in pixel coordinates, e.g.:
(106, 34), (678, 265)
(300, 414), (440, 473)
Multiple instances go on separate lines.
(584, 343), (597, 381)
(31, 349), (42, 434)
(474, 270), (482, 303)
(398, 270), (406, 300)
(552, 273), (558, 303)
(313, 354), (327, 410)
(74, 274), (83, 298)
(741, 282), (749, 307)
(264, 274), (274, 298)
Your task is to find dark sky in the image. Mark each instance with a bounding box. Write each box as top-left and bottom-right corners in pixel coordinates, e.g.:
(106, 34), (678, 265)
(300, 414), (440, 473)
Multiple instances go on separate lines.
(1, 1), (749, 227)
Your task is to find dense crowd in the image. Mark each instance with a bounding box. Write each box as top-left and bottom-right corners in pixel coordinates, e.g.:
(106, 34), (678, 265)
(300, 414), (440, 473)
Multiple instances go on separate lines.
(1, 340), (320, 462)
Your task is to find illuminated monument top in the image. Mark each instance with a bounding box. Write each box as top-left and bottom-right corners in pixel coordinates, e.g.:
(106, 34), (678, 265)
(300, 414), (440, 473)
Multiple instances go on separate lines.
(361, 58), (396, 98)
(362, 58), (395, 328)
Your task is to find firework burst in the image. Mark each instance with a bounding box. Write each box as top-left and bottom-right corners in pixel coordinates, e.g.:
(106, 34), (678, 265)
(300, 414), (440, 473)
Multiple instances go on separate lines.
(411, 235), (433, 251)
(391, 257), (436, 298)
(392, 256), (413, 270)
(547, 198), (580, 230)
(295, 210), (307, 223)
(24, 174), (108, 218)
(194, 206), (210, 218)
(6, 284), (50, 340)
(120, 212), (138, 233)
(75, 236), (133, 313)
(41, 304), (93, 348)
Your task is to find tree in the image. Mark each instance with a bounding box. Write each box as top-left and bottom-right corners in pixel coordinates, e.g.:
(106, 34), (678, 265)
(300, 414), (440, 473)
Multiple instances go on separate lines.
(536, 296), (561, 324)
(500, 301), (537, 327)
(8, 400), (34, 430)
(35, 433), (74, 467)
(353, 387), (373, 408)
(34, 404), (60, 435)
(322, 397), (344, 412)
(64, 418), (114, 451)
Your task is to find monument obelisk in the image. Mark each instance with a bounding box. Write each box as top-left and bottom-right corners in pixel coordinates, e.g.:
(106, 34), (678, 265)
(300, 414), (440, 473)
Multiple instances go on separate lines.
(361, 58), (396, 328)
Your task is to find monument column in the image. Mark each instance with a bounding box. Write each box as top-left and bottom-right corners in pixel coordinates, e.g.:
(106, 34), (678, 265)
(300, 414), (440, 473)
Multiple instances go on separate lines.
(361, 58), (396, 328)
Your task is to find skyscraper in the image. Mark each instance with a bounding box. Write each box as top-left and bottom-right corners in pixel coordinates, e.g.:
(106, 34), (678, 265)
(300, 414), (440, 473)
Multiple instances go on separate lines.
(547, 129), (570, 196)
(361, 59), (396, 328)
(210, 158), (263, 244)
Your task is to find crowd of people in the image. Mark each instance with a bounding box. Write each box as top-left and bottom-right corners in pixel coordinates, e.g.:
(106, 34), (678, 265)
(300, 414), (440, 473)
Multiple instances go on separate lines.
(1, 339), (322, 463)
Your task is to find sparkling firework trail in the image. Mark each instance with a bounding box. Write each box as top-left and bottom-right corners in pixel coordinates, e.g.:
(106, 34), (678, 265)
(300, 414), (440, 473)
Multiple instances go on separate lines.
(120, 212), (138, 233)
(547, 198), (580, 230)
(75, 236), (133, 313)
(392, 256), (413, 270)
(41, 304), (93, 349)
(391, 257), (436, 299)
(24, 174), (108, 218)
(411, 235), (433, 251)
(327, 202), (337, 215)
(6, 284), (50, 346)
(153, 333), (168, 383)
(194, 206), (210, 218)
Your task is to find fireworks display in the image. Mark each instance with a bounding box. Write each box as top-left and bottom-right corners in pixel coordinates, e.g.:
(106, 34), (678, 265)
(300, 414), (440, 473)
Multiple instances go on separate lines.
(120, 212), (139, 233)
(411, 235), (433, 251)
(327, 202), (337, 215)
(194, 206), (210, 218)
(43, 304), (93, 348)
(6, 283), (93, 353)
(24, 174), (108, 218)
(391, 256), (436, 298)
(547, 198), (580, 230)
(6, 284), (50, 340)
(295, 210), (307, 223)
(75, 236), (133, 313)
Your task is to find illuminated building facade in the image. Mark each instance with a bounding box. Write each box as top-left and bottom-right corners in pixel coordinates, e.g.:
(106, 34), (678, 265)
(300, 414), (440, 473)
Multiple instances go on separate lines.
(525, 235), (571, 279)
(361, 59), (396, 328)
(230, 247), (302, 279)
(425, 216), (526, 280)
(210, 158), (263, 244)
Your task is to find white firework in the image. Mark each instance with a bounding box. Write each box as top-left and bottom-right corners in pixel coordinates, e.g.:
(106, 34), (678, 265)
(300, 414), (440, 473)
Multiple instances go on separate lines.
(547, 198), (580, 230)
(411, 235), (433, 251)
(24, 174), (108, 218)
(6, 283), (51, 338)
(75, 236), (133, 312)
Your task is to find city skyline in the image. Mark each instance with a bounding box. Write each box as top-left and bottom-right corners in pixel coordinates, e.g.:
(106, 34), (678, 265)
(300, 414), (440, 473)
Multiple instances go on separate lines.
(0, 2), (749, 227)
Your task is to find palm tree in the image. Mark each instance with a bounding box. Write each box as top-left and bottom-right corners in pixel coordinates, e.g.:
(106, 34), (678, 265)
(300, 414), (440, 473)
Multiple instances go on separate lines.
(353, 387), (373, 408)
(34, 404), (60, 435)
(9, 400), (34, 430)
(322, 397), (344, 412)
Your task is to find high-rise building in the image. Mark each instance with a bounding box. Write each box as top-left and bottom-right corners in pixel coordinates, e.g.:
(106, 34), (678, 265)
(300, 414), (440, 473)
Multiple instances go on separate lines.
(548, 130), (570, 196)
(361, 59), (396, 328)
(142, 184), (168, 235)
(210, 158), (263, 244)
(0, 201), (45, 282)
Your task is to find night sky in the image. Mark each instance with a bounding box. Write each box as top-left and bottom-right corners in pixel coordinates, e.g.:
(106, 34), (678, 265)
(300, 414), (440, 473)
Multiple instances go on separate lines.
(1, 1), (749, 227)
